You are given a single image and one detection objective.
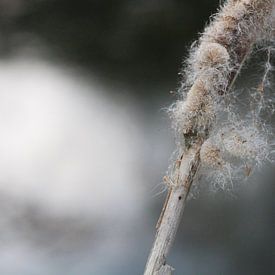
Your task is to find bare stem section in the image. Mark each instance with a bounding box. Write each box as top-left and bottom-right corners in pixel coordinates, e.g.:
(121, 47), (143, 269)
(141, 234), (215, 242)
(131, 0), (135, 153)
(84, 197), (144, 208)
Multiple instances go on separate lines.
(144, 1), (274, 274)
(144, 142), (201, 275)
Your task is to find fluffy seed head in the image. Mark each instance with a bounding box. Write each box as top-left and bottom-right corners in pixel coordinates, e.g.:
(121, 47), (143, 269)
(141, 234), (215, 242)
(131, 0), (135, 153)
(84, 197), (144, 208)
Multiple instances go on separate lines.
(171, 79), (215, 137)
(193, 42), (230, 72)
(169, 0), (275, 192)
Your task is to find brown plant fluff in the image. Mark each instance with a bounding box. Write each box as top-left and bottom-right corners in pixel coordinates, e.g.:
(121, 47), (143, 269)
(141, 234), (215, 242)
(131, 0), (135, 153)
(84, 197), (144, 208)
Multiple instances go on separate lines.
(204, 0), (274, 51)
(194, 42), (230, 72)
(200, 140), (225, 168)
(221, 126), (269, 163)
(171, 0), (274, 147)
(172, 79), (215, 135)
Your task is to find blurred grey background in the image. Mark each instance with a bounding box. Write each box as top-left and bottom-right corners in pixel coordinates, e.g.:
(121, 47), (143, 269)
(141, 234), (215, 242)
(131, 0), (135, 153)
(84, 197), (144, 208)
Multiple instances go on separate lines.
(0, 0), (274, 274)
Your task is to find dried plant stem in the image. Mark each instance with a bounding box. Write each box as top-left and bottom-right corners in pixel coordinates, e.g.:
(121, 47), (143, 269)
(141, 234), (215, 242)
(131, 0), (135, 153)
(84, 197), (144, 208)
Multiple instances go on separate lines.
(144, 142), (201, 275)
(144, 1), (273, 274)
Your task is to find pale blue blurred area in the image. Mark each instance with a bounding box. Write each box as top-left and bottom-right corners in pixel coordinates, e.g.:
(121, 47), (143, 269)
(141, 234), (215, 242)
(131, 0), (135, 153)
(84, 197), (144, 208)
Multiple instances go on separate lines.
(0, 1), (274, 275)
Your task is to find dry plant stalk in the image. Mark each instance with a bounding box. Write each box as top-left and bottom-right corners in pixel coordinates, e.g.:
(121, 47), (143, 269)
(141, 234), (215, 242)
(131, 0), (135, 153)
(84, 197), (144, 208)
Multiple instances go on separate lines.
(144, 1), (274, 274)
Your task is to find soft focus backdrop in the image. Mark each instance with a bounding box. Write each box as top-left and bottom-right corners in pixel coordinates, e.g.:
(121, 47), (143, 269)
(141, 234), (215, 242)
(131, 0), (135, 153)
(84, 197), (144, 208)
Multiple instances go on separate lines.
(0, 0), (274, 274)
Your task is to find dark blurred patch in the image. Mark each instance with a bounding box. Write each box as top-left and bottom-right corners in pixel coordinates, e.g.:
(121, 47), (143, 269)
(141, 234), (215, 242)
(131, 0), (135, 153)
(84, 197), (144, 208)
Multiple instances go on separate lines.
(0, 191), (99, 254)
(0, 0), (218, 93)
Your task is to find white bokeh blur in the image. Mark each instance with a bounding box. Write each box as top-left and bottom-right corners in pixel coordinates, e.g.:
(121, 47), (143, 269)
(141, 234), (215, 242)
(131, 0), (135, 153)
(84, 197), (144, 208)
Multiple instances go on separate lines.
(0, 56), (151, 274)
(0, 57), (145, 218)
